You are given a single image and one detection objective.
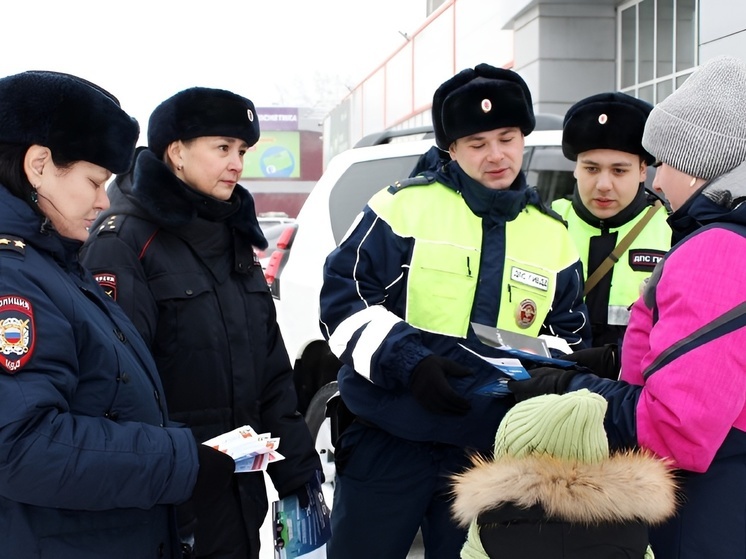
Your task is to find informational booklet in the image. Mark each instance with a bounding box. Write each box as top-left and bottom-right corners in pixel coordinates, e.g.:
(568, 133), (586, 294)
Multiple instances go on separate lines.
(471, 322), (551, 357)
(458, 343), (531, 396)
(272, 471), (331, 559)
(202, 425), (285, 473)
(466, 323), (578, 397)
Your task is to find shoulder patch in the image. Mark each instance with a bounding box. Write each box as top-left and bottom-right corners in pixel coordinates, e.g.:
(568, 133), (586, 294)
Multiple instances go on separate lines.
(93, 273), (118, 300)
(0, 295), (35, 374)
(386, 174), (436, 194)
(0, 235), (26, 255)
(628, 249), (666, 272)
(94, 214), (127, 236)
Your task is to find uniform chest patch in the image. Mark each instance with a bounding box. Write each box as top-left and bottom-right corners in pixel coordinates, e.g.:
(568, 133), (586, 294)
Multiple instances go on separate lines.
(628, 249), (666, 272)
(510, 266), (549, 291)
(0, 295), (35, 374)
(94, 273), (118, 300)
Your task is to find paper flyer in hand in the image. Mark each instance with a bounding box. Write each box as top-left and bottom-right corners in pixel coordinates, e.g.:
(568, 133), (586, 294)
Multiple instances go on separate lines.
(202, 425), (285, 473)
(458, 343), (531, 396)
(273, 471), (331, 559)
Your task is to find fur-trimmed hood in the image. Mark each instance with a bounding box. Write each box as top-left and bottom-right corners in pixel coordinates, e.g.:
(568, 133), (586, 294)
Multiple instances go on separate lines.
(451, 451), (677, 528)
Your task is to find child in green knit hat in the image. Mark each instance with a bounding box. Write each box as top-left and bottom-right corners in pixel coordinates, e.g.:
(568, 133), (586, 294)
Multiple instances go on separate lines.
(451, 389), (677, 558)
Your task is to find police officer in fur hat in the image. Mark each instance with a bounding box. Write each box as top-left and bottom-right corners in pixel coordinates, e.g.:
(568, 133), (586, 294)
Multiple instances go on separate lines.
(80, 86), (323, 559)
(0, 71), (236, 558)
(318, 63), (591, 559)
(551, 92), (671, 374)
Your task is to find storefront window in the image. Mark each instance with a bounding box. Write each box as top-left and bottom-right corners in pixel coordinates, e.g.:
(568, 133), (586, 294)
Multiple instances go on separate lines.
(618, 0), (698, 103)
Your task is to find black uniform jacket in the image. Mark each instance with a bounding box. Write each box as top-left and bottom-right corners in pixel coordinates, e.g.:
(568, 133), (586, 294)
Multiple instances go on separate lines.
(80, 149), (320, 553)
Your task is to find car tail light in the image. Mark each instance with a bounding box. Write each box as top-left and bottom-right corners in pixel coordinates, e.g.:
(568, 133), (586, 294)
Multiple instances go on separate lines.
(265, 224), (298, 298)
(276, 224), (297, 250)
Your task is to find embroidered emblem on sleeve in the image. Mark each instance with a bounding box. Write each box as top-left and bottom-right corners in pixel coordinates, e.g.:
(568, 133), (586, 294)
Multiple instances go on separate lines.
(0, 295), (35, 373)
(94, 273), (118, 300)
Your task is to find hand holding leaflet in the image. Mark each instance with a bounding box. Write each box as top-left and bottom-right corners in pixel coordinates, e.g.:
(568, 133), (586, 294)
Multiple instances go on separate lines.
(202, 425), (285, 472)
(458, 344), (531, 396)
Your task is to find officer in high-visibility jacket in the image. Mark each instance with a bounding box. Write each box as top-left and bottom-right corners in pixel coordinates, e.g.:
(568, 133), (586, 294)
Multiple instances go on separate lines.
(319, 63), (591, 559)
(552, 93), (671, 356)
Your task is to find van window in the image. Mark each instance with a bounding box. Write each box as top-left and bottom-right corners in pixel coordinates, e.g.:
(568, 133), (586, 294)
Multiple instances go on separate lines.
(523, 146), (576, 204)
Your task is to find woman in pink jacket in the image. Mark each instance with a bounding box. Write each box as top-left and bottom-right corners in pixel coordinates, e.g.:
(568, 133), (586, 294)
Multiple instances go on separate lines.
(509, 55), (746, 559)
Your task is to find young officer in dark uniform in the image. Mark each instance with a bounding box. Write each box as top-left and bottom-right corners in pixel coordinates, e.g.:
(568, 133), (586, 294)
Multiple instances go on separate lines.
(0, 72), (234, 559)
(319, 63), (591, 559)
(80, 87), (321, 559)
(553, 92), (671, 353)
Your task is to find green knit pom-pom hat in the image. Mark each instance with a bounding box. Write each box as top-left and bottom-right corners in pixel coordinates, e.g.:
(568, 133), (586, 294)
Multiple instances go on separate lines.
(494, 389), (609, 463)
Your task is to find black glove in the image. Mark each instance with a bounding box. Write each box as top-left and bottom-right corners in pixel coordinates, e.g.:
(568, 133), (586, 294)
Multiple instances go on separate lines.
(410, 355), (472, 415)
(191, 444), (235, 508)
(563, 344), (619, 380)
(507, 366), (581, 402)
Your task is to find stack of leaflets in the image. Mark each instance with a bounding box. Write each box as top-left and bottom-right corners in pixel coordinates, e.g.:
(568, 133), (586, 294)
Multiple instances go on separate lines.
(273, 470), (331, 559)
(202, 425), (285, 473)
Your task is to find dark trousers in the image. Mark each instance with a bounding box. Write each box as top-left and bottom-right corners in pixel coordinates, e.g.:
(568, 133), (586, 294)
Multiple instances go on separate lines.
(327, 422), (472, 559)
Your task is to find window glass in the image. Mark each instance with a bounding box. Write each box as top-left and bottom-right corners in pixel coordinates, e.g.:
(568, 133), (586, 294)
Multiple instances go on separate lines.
(638, 84), (655, 104)
(639, 0), (655, 82)
(657, 0), (674, 76)
(621, 7), (637, 88)
(656, 79), (673, 101)
(676, 0), (697, 71)
(523, 146), (576, 204)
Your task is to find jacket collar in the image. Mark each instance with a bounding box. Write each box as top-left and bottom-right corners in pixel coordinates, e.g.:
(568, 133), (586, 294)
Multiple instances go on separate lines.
(124, 149), (267, 249)
(0, 185), (85, 272)
(570, 184), (652, 229)
(668, 160), (746, 244)
(435, 161), (543, 224)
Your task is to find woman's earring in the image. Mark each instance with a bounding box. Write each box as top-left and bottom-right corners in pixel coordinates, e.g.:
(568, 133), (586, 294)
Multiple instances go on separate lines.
(31, 186), (38, 204)
(176, 165), (183, 171)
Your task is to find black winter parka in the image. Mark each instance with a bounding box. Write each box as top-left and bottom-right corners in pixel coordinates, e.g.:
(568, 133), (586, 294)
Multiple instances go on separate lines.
(80, 149), (320, 557)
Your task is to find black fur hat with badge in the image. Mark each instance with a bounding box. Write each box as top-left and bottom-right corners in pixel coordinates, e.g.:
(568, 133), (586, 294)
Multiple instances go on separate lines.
(562, 92), (655, 165)
(147, 87), (260, 158)
(0, 70), (139, 174)
(432, 63), (535, 150)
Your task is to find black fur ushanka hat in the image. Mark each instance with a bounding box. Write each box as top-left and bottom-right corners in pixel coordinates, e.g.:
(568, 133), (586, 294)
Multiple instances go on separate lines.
(147, 87), (260, 157)
(562, 92), (655, 164)
(0, 70), (139, 174)
(432, 63), (535, 150)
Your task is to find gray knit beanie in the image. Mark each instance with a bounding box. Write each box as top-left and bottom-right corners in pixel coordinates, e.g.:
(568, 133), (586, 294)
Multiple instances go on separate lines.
(642, 55), (746, 180)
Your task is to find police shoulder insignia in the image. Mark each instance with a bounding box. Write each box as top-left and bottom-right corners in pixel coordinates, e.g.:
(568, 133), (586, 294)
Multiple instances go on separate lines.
(94, 215), (125, 236)
(93, 273), (118, 300)
(0, 235), (27, 256)
(386, 174), (436, 194)
(0, 295), (35, 374)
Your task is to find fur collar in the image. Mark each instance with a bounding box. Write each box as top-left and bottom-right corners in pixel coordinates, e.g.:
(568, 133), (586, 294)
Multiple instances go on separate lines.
(451, 451), (677, 527)
(128, 148), (267, 249)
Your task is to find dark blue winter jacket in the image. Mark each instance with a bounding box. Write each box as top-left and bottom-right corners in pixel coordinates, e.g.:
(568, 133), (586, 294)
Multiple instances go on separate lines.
(0, 185), (198, 559)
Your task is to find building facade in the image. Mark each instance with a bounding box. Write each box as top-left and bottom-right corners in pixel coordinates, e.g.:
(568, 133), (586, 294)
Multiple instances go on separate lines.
(323, 0), (746, 164)
(239, 106), (323, 217)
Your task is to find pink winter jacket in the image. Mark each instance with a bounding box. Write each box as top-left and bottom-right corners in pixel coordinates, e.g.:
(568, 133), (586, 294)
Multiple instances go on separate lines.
(621, 226), (746, 472)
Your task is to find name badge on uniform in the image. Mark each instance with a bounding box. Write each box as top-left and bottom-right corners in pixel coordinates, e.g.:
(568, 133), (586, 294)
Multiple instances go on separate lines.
(510, 267), (549, 291)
